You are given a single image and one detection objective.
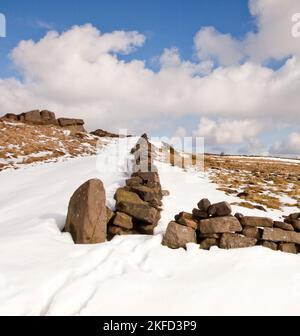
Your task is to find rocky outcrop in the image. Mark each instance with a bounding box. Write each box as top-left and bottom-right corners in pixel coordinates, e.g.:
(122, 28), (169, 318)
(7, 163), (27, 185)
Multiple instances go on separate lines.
(64, 179), (107, 244)
(2, 110), (58, 125)
(91, 129), (131, 138)
(58, 118), (86, 132)
(1, 110), (86, 132)
(162, 199), (300, 254)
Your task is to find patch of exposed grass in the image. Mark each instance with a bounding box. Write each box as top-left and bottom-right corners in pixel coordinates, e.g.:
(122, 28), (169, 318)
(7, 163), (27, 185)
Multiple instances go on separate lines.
(205, 154), (300, 211)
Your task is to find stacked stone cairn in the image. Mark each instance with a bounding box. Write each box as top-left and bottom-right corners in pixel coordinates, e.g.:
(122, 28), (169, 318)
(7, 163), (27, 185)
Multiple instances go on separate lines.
(107, 134), (166, 240)
(163, 199), (300, 254)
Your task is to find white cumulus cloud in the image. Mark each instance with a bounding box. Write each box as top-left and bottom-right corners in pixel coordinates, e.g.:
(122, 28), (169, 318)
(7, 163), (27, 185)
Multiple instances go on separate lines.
(193, 118), (262, 146)
(0, 0), (299, 157)
(270, 133), (300, 157)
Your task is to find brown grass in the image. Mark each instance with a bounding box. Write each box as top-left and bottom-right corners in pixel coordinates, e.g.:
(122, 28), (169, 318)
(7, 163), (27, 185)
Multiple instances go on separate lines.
(205, 154), (300, 211)
(0, 120), (99, 171)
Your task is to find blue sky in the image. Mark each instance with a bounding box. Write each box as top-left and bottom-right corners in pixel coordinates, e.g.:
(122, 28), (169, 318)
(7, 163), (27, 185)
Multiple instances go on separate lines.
(0, 0), (299, 156)
(0, 0), (253, 77)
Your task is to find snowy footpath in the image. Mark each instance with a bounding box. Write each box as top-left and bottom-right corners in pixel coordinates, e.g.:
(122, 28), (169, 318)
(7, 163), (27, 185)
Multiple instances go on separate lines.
(0, 138), (300, 316)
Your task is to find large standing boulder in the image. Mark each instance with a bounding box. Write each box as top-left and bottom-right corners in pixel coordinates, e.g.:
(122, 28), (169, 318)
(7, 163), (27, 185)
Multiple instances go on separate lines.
(198, 216), (242, 234)
(64, 179), (107, 244)
(162, 221), (197, 249)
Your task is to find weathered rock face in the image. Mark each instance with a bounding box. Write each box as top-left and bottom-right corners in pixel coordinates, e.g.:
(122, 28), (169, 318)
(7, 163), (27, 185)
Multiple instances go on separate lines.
(220, 233), (257, 249)
(19, 109), (58, 125)
(58, 118), (84, 127)
(40, 110), (58, 125)
(239, 216), (273, 228)
(40, 110), (55, 120)
(64, 179), (107, 244)
(262, 228), (300, 244)
(208, 201), (232, 217)
(58, 118), (86, 132)
(20, 110), (42, 123)
(199, 216), (242, 234)
(162, 222), (197, 249)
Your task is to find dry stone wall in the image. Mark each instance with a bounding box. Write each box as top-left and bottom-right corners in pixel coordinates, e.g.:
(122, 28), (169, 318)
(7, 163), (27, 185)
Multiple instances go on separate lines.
(107, 135), (166, 240)
(163, 198), (300, 254)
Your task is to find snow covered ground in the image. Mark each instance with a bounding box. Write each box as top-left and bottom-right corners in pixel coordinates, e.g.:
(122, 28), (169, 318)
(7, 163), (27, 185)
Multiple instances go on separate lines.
(0, 137), (300, 316)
